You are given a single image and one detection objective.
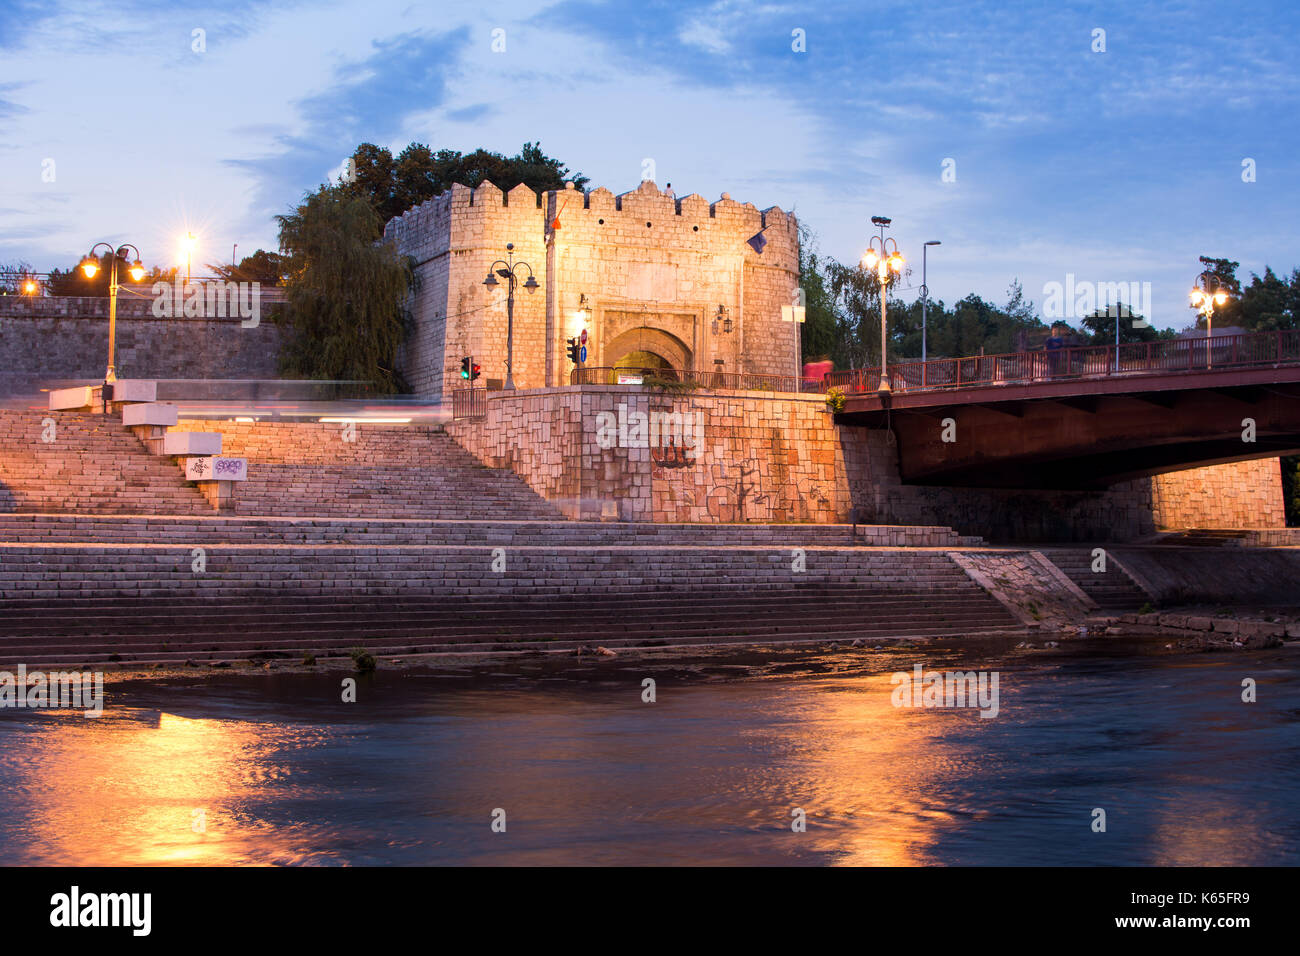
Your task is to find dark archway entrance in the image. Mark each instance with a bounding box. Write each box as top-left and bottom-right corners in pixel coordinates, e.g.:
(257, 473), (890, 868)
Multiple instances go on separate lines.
(602, 325), (693, 372)
(613, 349), (671, 370)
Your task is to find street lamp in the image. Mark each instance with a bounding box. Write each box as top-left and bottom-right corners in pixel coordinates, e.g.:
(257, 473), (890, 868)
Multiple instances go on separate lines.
(79, 243), (145, 384)
(181, 232), (197, 283)
(921, 240), (941, 363)
(482, 243), (539, 390)
(860, 216), (905, 394)
(1189, 269), (1229, 369)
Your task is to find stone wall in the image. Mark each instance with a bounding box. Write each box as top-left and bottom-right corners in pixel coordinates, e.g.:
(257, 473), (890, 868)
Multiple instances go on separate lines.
(447, 385), (1288, 539)
(1147, 458), (1285, 529)
(1113, 547), (1300, 605)
(385, 180), (800, 400)
(447, 385), (848, 523)
(0, 297), (282, 397)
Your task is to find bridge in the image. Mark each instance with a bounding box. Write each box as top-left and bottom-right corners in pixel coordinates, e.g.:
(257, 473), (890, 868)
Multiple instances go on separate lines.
(825, 330), (1300, 489)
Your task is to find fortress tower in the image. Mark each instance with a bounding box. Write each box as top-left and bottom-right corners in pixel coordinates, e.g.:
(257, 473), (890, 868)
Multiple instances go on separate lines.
(383, 180), (800, 399)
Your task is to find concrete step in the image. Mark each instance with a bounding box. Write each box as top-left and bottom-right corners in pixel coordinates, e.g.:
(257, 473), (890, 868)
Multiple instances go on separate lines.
(1041, 548), (1151, 609)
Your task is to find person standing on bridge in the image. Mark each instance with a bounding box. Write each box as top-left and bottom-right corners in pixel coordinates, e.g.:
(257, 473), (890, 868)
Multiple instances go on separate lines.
(1044, 324), (1066, 378)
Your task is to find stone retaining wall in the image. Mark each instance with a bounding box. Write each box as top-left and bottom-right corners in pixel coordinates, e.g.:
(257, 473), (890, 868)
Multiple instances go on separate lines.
(448, 385), (849, 523)
(448, 385), (1286, 539)
(1148, 459), (1285, 528)
(0, 297), (282, 397)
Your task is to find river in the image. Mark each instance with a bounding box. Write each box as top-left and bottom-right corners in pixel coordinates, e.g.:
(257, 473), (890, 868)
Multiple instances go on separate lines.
(1, 642), (1296, 866)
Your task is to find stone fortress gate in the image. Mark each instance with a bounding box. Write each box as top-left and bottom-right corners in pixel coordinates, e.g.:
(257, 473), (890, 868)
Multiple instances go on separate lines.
(383, 178), (800, 399)
(382, 178), (1287, 538)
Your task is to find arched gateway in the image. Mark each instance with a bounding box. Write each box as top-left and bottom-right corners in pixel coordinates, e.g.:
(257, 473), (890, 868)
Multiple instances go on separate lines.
(382, 178), (800, 399)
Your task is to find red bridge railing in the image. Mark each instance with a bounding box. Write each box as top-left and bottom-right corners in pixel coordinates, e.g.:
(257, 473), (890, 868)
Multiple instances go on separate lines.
(572, 366), (824, 393)
(823, 330), (1300, 395)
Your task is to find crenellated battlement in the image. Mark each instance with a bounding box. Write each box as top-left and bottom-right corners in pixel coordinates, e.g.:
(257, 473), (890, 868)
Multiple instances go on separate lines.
(385, 179), (797, 252)
(385, 177), (801, 399)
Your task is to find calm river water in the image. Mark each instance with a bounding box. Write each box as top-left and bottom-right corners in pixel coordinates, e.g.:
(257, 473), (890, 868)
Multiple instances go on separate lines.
(1, 644), (1297, 866)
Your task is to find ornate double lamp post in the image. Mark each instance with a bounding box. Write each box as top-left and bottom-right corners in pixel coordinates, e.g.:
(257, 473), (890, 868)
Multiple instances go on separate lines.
(482, 243), (539, 390)
(860, 216), (905, 395)
(79, 243), (145, 384)
(1189, 270), (1228, 369)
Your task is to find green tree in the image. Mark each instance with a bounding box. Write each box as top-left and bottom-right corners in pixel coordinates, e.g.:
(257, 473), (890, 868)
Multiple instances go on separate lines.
(340, 140), (589, 222)
(275, 186), (413, 394)
(209, 250), (286, 286)
(1283, 457), (1300, 527)
(1236, 267), (1300, 331)
(797, 225), (839, 362)
(825, 259), (891, 368)
(1079, 305), (1170, 345)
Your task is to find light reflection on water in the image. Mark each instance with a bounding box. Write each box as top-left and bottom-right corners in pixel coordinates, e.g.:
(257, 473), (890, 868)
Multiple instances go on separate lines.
(0, 651), (1296, 866)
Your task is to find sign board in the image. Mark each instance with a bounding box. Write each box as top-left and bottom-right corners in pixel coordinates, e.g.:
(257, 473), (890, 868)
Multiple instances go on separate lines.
(580, 329), (588, 345)
(185, 456), (248, 481)
(617, 373), (644, 385)
(781, 305), (806, 323)
(580, 345), (588, 362)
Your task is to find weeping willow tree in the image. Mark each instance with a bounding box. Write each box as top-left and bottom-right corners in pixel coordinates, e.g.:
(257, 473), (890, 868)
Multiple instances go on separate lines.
(275, 186), (413, 394)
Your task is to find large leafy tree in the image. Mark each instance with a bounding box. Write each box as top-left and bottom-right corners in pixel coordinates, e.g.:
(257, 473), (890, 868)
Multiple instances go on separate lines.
(275, 187), (413, 393)
(796, 225), (839, 362)
(209, 250), (287, 286)
(1235, 266), (1300, 331)
(340, 140), (589, 222)
(1078, 305), (1172, 345)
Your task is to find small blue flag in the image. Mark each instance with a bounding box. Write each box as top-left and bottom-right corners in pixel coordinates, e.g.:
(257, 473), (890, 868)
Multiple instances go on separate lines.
(747, 230), (767, 254)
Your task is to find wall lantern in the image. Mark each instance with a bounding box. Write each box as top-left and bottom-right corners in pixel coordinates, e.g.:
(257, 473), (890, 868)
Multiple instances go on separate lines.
(575, 292), (593, 324)
(712, 305), (732, 334)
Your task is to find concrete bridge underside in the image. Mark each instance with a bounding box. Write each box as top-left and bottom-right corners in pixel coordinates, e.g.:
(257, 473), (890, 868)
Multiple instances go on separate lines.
(839, 369), (1300, 489)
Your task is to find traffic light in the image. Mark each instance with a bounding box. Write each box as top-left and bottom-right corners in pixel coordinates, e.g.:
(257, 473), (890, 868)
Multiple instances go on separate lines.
(471, 361), (481, 381)
(460, 356), (471, 379)
(566, 338), (581, 365)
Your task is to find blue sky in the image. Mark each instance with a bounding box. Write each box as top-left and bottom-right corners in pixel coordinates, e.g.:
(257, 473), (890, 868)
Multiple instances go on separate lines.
(2, 0), (1298, 331)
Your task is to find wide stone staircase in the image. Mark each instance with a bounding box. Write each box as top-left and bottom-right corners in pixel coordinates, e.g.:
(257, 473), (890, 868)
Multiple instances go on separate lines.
(168, 420), (562, 520)
(0, 412), (1031, 666)
(1040, 547), (1151, 611)
(0, 537), (1022, 666)
(0, 409), (211, 515)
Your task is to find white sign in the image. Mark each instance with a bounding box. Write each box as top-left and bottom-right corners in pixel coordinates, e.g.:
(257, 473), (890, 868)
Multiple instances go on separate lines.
(781, 305), (806, 323)
(185, 456), (248, 481)
(616, 373), (644, 385)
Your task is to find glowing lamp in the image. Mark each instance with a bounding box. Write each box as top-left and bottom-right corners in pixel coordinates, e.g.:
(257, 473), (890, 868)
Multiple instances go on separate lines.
(80, 256), (99, 279)
(128, 259), (145, 282)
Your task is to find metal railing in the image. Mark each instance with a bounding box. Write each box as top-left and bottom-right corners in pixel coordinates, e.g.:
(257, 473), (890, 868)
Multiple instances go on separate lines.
(571, 366), (825, 393)
(824, 330), (1300, 395)
(451, 386), (487, 419)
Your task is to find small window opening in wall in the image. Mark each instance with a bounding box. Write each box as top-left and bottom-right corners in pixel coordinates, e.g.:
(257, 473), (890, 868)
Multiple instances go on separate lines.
(693, 225), (699, 231)
(646, 221), (652, 228)
(598, 218), (604, 224)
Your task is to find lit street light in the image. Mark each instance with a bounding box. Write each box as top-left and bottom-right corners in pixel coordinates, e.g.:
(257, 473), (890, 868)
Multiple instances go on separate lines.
(921, 240), (940, 363)
(181, 232), (197, 282)
(482, 243), (539, 390)
(79, 243), (146, 384)
(861, 216), (905, 394)
(1189, 268), (1229, 369)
